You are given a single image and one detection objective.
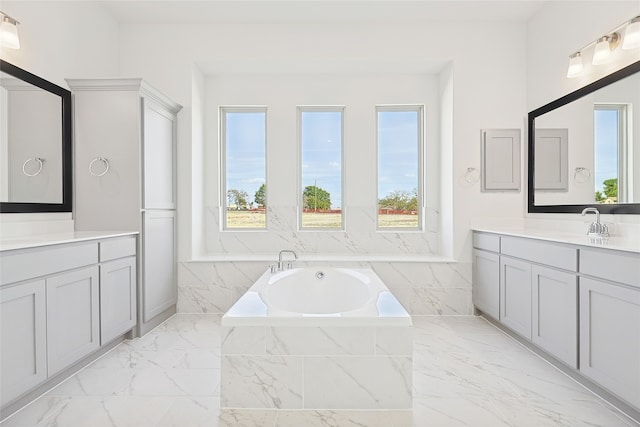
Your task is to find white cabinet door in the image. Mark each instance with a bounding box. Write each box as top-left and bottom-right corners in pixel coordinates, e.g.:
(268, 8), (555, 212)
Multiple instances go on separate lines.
(580, 277), (640, 408)
(532, 265), (577, 368)
(100, 257), (137, 345)
(72, 90), (142, 231)
(0, 280), (47, 406)
(500, 256), (532, 339)
(472, 249), (500, 320)
(142, 210), (176, 322)
(142, 98), (176, 210)
(481, 129), (521, 192)
(46, 266), (100, 376)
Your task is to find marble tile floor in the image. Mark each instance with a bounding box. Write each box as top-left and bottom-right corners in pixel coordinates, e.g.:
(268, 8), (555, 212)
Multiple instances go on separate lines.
(1, 314), (638, 427)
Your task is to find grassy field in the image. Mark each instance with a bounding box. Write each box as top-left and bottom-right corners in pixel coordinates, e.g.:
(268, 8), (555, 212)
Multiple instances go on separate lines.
(226, 211), (418, 229)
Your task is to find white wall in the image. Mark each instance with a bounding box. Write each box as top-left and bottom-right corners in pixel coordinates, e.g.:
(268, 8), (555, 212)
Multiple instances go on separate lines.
(0, 0), (119, 236)
(203, 73), (441, 257)
(118, 20), (528, 263)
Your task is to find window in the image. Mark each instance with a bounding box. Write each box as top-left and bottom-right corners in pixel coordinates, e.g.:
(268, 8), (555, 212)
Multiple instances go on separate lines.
(377, 106), (423, 229)
(298, 107), (344, 229)
(594, 104), (629, 203)
(220, 107), (267, 229)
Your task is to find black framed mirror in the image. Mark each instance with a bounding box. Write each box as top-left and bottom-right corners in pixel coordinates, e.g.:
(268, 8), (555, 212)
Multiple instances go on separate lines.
(528, 60), (640, 214)
(0, 60), (72, 213)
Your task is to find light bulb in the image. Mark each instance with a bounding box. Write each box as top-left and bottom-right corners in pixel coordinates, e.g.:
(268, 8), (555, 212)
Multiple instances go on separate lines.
(566, 52), (583, 78)
(622, 16), (640, 50)
(0, 16), (20, 49)
(592, 36), (612, 65)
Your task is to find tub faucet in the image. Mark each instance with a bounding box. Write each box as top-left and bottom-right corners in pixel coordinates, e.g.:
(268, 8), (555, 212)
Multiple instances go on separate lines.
(276, 250), (298, 271)
(581, 207), (609, 237)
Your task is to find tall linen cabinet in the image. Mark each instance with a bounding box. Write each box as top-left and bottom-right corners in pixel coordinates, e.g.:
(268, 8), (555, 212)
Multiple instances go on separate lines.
(67, 79), (182, 336)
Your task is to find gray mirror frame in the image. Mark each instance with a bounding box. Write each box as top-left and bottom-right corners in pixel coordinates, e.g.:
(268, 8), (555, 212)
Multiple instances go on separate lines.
(528, 60), (640, 215)
(0, 60), (72, 213)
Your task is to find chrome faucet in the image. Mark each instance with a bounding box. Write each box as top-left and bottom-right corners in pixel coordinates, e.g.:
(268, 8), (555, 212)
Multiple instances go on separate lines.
(581, 207), (609, 237)
(276, 249), (298, 271)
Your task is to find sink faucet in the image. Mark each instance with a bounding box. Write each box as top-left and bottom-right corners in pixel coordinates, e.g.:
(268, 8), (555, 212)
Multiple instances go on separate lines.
(581, 207), (609, 237)
(276, 249), (298, 271)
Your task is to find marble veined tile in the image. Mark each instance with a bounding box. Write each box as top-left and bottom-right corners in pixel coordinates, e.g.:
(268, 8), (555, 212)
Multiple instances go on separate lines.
(218, 409), (277, 427)
(0, 396), (71, 427)
(491, 398), (637, 427)
(304, 356), (412, 409)
(274, 410), (408, 427)
(410, 288), (472, 315)
(156, 397), (221, 427)
(221, 356), (303, 409)
(400, 398), (512, 427)
(266, 327), (376, 356)
(222, 326), (266, 355)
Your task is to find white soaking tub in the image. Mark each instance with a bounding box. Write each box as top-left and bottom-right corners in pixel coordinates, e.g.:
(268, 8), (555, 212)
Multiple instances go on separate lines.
(221, 267), (413, 410)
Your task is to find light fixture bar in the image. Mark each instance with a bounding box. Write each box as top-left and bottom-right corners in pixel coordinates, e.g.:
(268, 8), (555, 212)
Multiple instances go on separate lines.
(566, 14), (639, 78)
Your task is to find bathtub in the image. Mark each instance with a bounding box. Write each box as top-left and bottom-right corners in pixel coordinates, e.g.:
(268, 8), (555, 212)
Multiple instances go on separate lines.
(220, 267), (413, 410)
(222, 267), (412, 327)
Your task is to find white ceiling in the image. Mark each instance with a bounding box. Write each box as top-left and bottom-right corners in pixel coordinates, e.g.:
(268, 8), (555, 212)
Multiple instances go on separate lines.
(96, 0), (550, 25)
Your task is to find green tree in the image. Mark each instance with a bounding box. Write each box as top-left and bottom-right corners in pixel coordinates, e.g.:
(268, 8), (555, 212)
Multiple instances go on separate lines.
(254, 184), (266, 207)
(227, 189), (248, 210)
(595, 191), (606, 202)
(379, 189), (418, 211)
(603, 178), (618, 199)
(303, 185), (331, 210)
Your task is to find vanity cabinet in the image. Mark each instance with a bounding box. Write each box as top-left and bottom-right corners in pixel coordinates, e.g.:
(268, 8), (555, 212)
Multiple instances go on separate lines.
(0, 234), (137, 411)
(67, 79), (182, 336)
(531, 265), (577, 367)
(99, 237), (137, 345)
(0, 280), (47, 407)
(46, 266), (100, 376)
(499, 256), (532, 339)
(578, 248), (640, 409)
(472, 233), (500, 319)
(472, 230), (638, 411)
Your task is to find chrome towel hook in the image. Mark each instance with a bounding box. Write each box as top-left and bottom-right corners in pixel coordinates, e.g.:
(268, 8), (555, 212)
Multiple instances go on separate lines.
(89, 157), (110, 177)
(22, 157), (45, 177)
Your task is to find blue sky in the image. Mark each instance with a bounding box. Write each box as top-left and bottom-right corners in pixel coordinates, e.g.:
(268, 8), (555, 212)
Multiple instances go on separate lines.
(594, 109), (618, 193)
(377, 110), (419, 199)
(300, 111), (343, 209)
(225, 111), (266, 204)
(225, 109), (420, 209)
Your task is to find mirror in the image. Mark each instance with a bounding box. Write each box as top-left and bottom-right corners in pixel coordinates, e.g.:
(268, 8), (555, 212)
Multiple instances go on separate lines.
(528, 60), (640, 214)
(0, 60), (72, 213)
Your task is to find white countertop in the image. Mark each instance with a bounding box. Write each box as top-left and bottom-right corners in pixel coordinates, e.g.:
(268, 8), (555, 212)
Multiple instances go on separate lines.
(472, 226), (640, 254)
(0, 231), (138, 252)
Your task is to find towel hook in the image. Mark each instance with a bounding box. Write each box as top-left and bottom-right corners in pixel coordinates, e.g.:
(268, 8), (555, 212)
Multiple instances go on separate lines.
(22, 157), (45, 177)
(89, 157), (110, 177)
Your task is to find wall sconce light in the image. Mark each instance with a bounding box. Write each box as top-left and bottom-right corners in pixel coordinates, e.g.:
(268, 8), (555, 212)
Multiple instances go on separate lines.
(0, 11), (20, 50)
(566, 52), (583, 78)
(592, 33), (620, 65)
(566, 15), (639, 78)
(622, 16), (640, 50)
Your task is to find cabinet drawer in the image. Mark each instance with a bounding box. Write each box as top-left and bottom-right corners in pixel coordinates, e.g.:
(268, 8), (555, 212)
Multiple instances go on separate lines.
(473, 232), (500, 252)
(100, 237), (136, 262)
(580, 249), (640, 287)
(1, 243), (99, 286)
(501, 237), (577, 271)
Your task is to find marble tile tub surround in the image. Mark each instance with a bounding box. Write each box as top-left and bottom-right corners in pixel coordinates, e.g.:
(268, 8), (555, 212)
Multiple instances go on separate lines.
(204, 205), (441, 256)
(220, 325), (413, 410)
(2, 314), (636, 427)
(178, 260), (472, 316)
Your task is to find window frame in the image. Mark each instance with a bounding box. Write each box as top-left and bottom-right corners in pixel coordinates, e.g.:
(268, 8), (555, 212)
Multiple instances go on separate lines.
(375, 104), (425, 231)
(297, 105), (346, 231)
(219, 105), (268, 231)
(594, 103), (630, 203)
